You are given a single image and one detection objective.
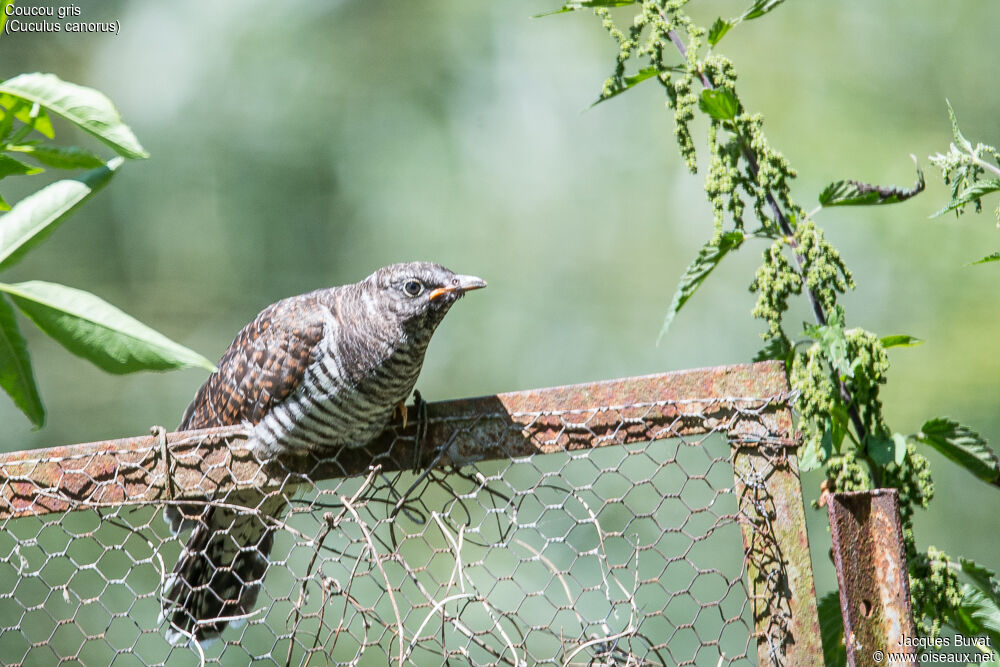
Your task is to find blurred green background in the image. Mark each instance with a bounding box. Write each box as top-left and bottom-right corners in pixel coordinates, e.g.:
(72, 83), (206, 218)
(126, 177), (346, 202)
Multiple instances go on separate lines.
(1, 0), (998, 640)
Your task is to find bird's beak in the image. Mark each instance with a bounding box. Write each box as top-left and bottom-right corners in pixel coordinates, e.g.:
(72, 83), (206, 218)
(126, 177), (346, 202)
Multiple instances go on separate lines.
(428, 274), (487, 301)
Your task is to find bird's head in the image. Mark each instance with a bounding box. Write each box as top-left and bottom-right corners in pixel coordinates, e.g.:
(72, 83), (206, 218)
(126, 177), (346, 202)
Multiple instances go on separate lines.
(366, 262), (486, 332)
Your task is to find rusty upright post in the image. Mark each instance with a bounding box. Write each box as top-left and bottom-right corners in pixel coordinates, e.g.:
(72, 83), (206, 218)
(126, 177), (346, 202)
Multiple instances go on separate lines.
(729, 363), (824, 666)
(827, 489), (918, 666)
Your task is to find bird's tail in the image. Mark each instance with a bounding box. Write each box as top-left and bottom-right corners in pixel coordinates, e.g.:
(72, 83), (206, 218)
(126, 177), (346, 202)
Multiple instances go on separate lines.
(161, 492), (285, 644)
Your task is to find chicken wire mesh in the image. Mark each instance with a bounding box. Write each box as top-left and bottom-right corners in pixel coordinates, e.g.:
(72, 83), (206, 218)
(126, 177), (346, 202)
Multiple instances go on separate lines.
(0, 362), (821, 666)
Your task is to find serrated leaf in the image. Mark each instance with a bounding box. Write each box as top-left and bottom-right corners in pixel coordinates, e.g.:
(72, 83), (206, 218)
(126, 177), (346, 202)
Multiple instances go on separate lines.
(7, 144), (105, 170)
(0, 154), (43, 179)
(958, 587), (1000, 646)
(0, 281), (216, 374)
(880, 334), (924, 349)
(953, 560), (1000, 649)
(657, 231), (744, 343)
(946, 100), (973, 153)
(819, 168), (926, 208)
(917, 418), (1000, 484)
(698, 88), (739, 121)
(0, 294), (44, 427)
(533, 0), (636, 17)
(0, 93), (54, 138)
(0, 159), (121, 272)
(708, 18), (733, 47)
(818, 592), (847, 667)
(803, 311), (851, 378)
(931, 179), (1000, 218)
(753, 335), (792, 370)
(0, 73), (148, 159)
(591, 68), (665, 108)
(972, 252), (1000, 266)
(818, 182), (886, 206)
(959, 558), (1000, 599)
(740, 0), (787, 21)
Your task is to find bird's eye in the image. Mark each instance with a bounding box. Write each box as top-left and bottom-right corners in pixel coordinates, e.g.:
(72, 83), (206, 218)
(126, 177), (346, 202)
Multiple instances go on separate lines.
(403, 279), (424, 297)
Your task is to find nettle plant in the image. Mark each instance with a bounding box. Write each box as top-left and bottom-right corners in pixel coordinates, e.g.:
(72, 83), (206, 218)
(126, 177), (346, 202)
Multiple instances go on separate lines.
(0, 72), (213, 428)
(539, 0), (1000, 661)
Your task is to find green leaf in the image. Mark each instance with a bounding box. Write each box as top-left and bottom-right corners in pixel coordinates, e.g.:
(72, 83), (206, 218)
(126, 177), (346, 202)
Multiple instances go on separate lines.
(931, 179), (1000, 218)
(658, 231), (744, 343)
(946, 100), (973, 153)
(0, 154), (43, 178)
(972, 252), (1000, 266)
(7, 144), (105, 170)
(830, 403), (849, 452)
(0, 99), (20, 142)
(0, 159), (121, 272)
(798, 438), (821, 472)
(707, 18), (733, 47)
(819, 170), (926, 207)
(917, 418), (1000, 484)
(960, 558), (1000, 599)
(820, 418), (836, 462)
(0, 280), (216, 375)
(953, 559), (1000, 649)
(533, 0), (636, 17)
(591, 68), (665, 108)
(740, 0), (787, 21)
(0, 0), (12, 41)
(0, 94), (54, 139)
(698, 89), (739, 121)
(753, 335), (793, 371)
(891, 433), (908, 466)
(880, 334), (924, 349)
(0, 293), (44, 427)
(866, 433), (903, 467)
(803, 310), (851, 378)
(818, 592), (847, 667)
(0, 192), (8, 212)
(0, 73), (148, 159)
(958, 587), (1000, 649)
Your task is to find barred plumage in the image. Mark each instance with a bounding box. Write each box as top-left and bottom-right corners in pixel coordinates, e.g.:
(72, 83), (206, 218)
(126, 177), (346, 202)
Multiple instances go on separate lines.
(161, 262), (485, 644)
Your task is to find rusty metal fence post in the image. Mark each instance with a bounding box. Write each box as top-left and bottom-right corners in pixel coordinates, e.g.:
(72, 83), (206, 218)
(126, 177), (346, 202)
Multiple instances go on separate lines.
(828, 489), (918, 666)
(0, 360), (822, 665)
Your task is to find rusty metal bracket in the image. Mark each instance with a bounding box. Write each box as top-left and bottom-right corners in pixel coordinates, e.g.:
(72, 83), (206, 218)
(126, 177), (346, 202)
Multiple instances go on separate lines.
(828, 489), (918, 666)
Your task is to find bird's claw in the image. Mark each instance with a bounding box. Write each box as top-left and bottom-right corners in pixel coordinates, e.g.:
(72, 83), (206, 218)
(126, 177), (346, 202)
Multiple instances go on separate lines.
(396, 401), (408, 429)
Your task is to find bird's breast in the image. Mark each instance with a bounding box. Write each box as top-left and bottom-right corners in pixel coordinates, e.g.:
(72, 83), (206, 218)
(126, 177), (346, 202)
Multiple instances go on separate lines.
(251, 327), (431, 456)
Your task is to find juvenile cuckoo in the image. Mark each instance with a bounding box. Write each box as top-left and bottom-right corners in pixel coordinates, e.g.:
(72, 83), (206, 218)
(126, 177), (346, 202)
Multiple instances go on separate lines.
(161, 262), (486, 644)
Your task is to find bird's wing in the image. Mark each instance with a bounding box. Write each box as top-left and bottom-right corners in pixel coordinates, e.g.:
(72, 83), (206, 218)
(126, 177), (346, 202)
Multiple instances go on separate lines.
(179, 292), (328, 430)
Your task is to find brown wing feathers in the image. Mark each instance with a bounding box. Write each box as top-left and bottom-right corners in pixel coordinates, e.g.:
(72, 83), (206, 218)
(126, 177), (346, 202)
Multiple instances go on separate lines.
(179, 296), (325, 431)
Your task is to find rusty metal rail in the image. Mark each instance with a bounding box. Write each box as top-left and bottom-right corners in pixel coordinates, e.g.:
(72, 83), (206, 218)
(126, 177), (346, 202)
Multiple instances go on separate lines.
(2, 361), (794, 521)
(0, 360), (823, 665)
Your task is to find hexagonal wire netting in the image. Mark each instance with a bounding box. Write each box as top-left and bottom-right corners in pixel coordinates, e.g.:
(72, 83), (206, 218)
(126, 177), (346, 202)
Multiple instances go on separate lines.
(0, 363), (815, 666)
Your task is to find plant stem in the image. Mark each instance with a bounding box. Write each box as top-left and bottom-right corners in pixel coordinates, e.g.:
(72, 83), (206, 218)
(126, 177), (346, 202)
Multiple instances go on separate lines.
(664, 26), (873, 469)
(966, 146), (1000, 179)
